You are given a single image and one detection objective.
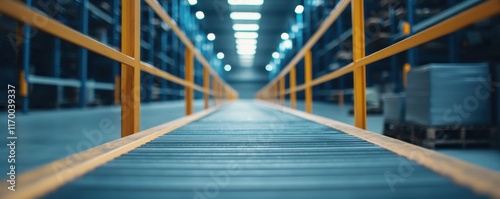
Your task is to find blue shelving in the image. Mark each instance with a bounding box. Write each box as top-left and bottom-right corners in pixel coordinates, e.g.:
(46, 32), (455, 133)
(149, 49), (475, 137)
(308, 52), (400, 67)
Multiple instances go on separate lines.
(0, 0), (223, 111)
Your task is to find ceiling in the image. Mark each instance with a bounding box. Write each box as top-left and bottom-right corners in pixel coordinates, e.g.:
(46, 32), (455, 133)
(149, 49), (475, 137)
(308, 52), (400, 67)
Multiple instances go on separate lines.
(195, 0), (298, 82)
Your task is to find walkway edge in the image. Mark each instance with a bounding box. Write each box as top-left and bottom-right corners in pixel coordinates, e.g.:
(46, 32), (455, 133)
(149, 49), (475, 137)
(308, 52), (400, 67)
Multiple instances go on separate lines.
(257, 100), (500, 198)
(0, 102), (232, 199)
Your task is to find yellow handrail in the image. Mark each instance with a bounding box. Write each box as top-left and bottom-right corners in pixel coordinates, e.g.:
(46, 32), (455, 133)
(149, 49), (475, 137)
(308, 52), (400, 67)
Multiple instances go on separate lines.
(257, 0), (500, 129)
(0, 0), (238, 137)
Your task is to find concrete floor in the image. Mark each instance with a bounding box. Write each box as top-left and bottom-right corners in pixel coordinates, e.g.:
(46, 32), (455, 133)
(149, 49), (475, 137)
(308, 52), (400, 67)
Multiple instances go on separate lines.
(0, 99), (499, 175)
(0, 100), (208, 173)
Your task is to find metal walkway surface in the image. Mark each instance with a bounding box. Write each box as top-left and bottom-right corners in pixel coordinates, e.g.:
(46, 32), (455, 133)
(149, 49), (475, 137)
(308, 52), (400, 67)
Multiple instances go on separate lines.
(13, 102), (500, 198)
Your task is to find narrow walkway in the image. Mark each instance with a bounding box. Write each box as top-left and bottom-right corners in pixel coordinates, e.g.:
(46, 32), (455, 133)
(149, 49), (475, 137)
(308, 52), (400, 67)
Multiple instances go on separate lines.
(44, 101), (486, 199)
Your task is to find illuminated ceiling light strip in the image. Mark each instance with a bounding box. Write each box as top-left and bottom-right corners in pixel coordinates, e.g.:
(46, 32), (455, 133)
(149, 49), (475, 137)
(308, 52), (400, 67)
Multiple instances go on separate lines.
(228, 0), (264, 5)
(235, 39), (257, 45)
(237, 50), (256, 55)
(295, 5), (304, 14)
(230, 12), (261, 20)
(234, 32), (259, 39)
(281, 32), (289, 40)
(233, 24), (260, 31)
(265, 64), (273, 71)
(236, 44), (257, 50)
(195, 11), (205, 20)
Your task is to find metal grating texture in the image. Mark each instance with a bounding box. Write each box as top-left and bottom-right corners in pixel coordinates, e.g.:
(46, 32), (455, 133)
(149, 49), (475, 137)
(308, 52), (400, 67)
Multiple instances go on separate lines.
(44, 102), (485, 199)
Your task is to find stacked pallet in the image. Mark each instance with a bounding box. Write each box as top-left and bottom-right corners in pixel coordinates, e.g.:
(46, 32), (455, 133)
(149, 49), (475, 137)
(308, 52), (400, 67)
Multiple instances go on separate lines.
(383, 63), (497, 149)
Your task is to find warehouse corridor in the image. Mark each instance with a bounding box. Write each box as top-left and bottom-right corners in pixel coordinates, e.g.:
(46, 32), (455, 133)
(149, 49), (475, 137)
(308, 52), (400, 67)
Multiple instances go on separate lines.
(1, 0), (500, 198)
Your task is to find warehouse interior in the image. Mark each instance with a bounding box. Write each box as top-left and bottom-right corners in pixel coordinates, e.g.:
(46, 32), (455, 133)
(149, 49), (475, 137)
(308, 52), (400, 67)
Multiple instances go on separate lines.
(1, 0), (500, 198)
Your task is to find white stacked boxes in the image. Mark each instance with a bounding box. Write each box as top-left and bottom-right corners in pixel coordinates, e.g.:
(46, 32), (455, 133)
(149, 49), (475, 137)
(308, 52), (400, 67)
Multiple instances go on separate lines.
(405, 63), (492, 127)
(382, 93), (405, 123)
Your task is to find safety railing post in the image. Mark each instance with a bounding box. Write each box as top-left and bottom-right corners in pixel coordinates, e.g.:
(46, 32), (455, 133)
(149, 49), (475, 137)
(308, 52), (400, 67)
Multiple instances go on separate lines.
(121, 0), (141, 137)
(212, 77), (217, 106)
(290, 67), (297, 109)
(203, 67), (210, 109)
(185, 48), (194, 115)
(338, 90), (344, 107)
(352, 0), (367, 129)
(274, 83), (280, 104)
(279, 77), (285, 106)
(305, 50), (313, 113)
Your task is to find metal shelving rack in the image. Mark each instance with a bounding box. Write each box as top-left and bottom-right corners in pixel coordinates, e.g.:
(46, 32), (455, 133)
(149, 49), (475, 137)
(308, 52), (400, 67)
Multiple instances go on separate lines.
(0, 0), (225, 112)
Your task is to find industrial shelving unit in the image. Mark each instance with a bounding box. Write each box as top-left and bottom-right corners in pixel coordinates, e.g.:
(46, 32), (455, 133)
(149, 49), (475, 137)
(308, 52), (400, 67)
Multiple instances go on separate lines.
(268, 0), (500, 105)
(0, 0), (225, 112)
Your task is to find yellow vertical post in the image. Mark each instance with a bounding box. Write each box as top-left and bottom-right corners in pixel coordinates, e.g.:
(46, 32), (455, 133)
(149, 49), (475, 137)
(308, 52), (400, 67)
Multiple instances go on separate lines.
(403, 63), (411, 87)
(212, 77), (217, 106)
(305, 50), (313, 113)
(279, 77), (285, 106)
(19, 70), (28, 98)
(203, 67), (210, 109)
(338, 90), (344, 107)
(185, 48), (194, 115)
(274, 84), (278, 104)
(352, 0), (367, 129)
(114, 75), (120, 104)
(290, 66), (296, 109)
(121, 0), (141, 137)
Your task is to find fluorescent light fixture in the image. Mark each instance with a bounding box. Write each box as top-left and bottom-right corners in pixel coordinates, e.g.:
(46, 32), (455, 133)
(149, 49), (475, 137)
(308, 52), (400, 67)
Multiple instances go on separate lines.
(295, 5), (304, 14)
(284, 39), (293, 48)
(224, 64), (232, 71)
(239, 55), (254, 59)
(233, 24), (259, 31)
(237, 49), (256, 55)
(195, 11), (204, 19)
(207, 33), (216, 41)
(235, 39), (257, 45)
(230, 12), (261, 20)
(234, 32), (258, 38)
(228, 0), (264, 5)
(217, 52), (225, 59)
(265, 64), (273, 71)
(272, 52), (280, 59)
(188, 0), (197, 5)
(281, 32), (289, 40)
(236, 44), (257, 50)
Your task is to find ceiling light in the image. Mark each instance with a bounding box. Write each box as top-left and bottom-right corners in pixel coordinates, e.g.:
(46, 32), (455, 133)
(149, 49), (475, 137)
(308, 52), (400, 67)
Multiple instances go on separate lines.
(239, 55), (254, 59)
(265, 64), (273, 71)
(188, 0), (197, 5)
(240, 63), (253, 67)
(228, 0), (264, 5)
(234, 32), (258, 39)
(237, 49), (256, 55)
(195, 11), (204, 19)
(272, 52), (280, 59)
(233, 24), (259, 31)
(217, 52), (224, 59)
(236, 39), (257, 45)
(207, 33), (216, 41)
(284, 39), (293, 48)
(295, 5), (304, 14)
(230, 12), (261, 20)
(281, 32), (289, 40)
(224, 64), (232, 71)
(236, 44), (257, 50)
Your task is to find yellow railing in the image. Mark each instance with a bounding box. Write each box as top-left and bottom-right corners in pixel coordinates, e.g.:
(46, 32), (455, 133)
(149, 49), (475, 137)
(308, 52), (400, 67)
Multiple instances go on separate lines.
(256, 0), (500, 129)
(0, 0), (238, 137)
